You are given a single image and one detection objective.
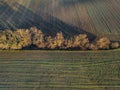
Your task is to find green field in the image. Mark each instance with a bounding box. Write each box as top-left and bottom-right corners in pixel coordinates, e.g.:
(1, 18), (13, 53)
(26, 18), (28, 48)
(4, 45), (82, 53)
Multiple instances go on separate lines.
(0, 50), (120, 90)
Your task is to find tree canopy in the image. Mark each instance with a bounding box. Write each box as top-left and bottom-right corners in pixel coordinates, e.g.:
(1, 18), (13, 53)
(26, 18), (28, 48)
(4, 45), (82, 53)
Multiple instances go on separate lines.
(0, 27), (119, 50)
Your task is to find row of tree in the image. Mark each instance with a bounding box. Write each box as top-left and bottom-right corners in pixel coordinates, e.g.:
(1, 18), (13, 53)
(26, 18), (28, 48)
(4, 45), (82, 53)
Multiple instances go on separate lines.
(0, 27), (119, 50)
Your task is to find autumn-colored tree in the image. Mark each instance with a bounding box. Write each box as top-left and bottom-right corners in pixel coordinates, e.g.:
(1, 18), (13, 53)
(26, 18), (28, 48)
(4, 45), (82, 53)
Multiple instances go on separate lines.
(0, 31), (8, 49)
(110, 42), (119, 49)
(15, 29), (32, 49)
(88, 43), (98, 50)
(95, 37), (110, 50)
(45, 32), (65, 49)
(73, 34), (89, 50)
(30, 27), (45, 48)
(0, 27), (119, 50)
(45, 36), (56, 49)
(55, 32), (65, 49)
(0, 30), (20, 49)
(65, 37), (73, 49)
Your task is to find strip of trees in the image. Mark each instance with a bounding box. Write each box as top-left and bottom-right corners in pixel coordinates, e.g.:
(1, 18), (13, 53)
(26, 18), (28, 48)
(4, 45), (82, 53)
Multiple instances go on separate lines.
(0, 27), (119, 50)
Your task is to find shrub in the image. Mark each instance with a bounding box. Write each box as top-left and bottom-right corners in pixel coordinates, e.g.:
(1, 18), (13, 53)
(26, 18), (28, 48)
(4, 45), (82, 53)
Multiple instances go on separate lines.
(110, 42), (119, 49)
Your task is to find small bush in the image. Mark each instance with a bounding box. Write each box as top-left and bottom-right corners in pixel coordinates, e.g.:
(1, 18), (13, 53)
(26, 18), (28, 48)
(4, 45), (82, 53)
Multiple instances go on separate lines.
(110, 42), (119, 49)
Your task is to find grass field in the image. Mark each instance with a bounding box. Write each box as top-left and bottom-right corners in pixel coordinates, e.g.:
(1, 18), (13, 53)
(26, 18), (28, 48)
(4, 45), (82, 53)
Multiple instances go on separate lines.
(0, 50), (120, 90)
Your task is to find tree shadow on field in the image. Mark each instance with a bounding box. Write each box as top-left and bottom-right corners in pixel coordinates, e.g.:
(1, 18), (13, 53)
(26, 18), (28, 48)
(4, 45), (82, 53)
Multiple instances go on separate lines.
(0, 2), (96, 40)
